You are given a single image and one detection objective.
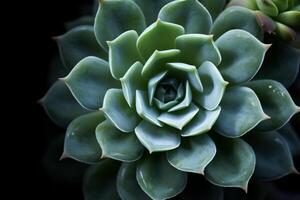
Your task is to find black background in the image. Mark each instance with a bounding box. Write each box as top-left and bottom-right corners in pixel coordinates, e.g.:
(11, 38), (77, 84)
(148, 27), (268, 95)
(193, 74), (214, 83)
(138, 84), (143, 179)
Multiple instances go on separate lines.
(21, 0), (300, 199)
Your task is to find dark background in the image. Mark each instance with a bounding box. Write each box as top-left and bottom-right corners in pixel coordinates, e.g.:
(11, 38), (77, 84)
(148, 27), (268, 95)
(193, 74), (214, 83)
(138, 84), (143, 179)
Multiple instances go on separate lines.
(22, 0), (300, 199)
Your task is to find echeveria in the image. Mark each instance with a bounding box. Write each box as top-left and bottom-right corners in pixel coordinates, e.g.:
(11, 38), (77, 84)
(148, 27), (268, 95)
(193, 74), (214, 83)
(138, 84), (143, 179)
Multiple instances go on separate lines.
(41, 0), (300, 199)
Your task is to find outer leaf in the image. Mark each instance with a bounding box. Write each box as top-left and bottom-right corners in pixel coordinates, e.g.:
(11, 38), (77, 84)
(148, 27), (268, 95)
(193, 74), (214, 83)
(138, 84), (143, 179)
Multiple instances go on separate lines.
(254, 40), (300, 88)
(279, 123), (300, 156)
(175, 34), (221, 67)
(198, 0), (226, 20)
(40, 80), (89, 128)
(137, 154), (187, 200)
(132, 0), (173, 25)
(212, 7), (263, 40)
(117, 163), (151, 200)
(63, 112), (105, 164)
(137, 20), (184, 60)
(167, 134), (216, 174)
(65, 16), (94, 30)
(158, 103), (199, 130)
(94, 0), (146, 51)
(135, 120), (181, 153)
(108, 30), (143, 79)
(83, 160), (120, 200)
(158, 0), (212, 34)
(245, 131), (297, 180)
(136, 90), (163, 127)
(182, 107), (221, 137)
(64, 56), (120, 110)
(194, 61), (228, 110)
(205, 136), (256, 191)
(120, 62), (146, 107)
(215, 29), (269, 84)
(96, 120), (144, 162)
(56, 26), (107, 70)
(243, 80), (300, 131)
(102, 89), (140, 132)
(214, 86), (269, 138)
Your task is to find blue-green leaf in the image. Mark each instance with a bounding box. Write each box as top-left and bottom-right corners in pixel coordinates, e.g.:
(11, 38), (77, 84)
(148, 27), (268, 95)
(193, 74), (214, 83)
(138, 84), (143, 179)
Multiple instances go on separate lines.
(83, 160), (120, 200)
(96, 120), (144, 162)
(215, 86), (269, 138)
(64, 56), (120, 110)
(108, 30), (143, 79)
(198, 0), (226, 20)
(212, 6), (263, 40)
(137, 20), (184, 60)
(117, 163), (151, 200)
(102, 89), (140, 132)
(245, 131), (297, 181)
(215, 29), (269, 84)
(135, 120), (180, 153)
(56, 26), (107, 70)
(63, 112), (105, 164)
(94, 0), (146, 51)
(243, 80), (300, 131)
(158, 0), (212, 34)
(137, 154), (187, 200)
(40, 80), (90, 128)
(167, 134), (216, 174)
(205, 136), (255, 191)
(278, 123), (300, 156)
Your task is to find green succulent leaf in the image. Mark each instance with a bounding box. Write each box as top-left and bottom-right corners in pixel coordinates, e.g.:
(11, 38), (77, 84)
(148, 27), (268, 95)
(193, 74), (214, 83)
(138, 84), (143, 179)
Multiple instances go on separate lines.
(182, 107), (221, 137)
(167, 62), (203, 92)
(136, 90), (163, 127)
(142, 49), (180, 78)
(135, 120), (181, 153)
(243, 80), (300, 131)
(63, 112), (105, 164)
(273, 0), (289, 12)
(108, 30), (143, 80)
(132, 0), (173, 25)
(154, 98), (180, 111)
(194, 61), (228, 110)
(40, 80), (89, 128)
(56, 26), (107, 70)
(168, 81), (192, 112)
(215, 29), (268, 84)
(102, 89), (140, 132)
(120, 62), (146, 107)
(94, 0), (146, 51)
(158, 0), (212, 34)
(277, 10), (300, 28)
(175, 34), (221, 67)
(254, 41), (300, 88)
(158, 103), (200, 130)
(137, 20), (184, 60)
(83, 160), (120, 200)
(215, 86), (269, 138)
(167, 134), (216, 174)
(256, 0), (279, 17)
(117, 163), (151, 200)
(137, 154), (187, 200)
(205, 136), (255, 190)
(279, 123), (300, 156)
(212, 7), (263, 40)
(198, 0), (226, 20)
(64, 56), (120, 110)
(148, 71), (168, 105)
(245, 131), (297, 180)
(96, 120), (144, 162)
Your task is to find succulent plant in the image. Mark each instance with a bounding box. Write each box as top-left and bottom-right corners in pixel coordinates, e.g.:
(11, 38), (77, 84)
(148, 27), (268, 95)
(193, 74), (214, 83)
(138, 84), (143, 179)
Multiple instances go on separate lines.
(227, 0), (300, 46)
(212, 0), (300, 88)
(41, 0), (300, 199)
